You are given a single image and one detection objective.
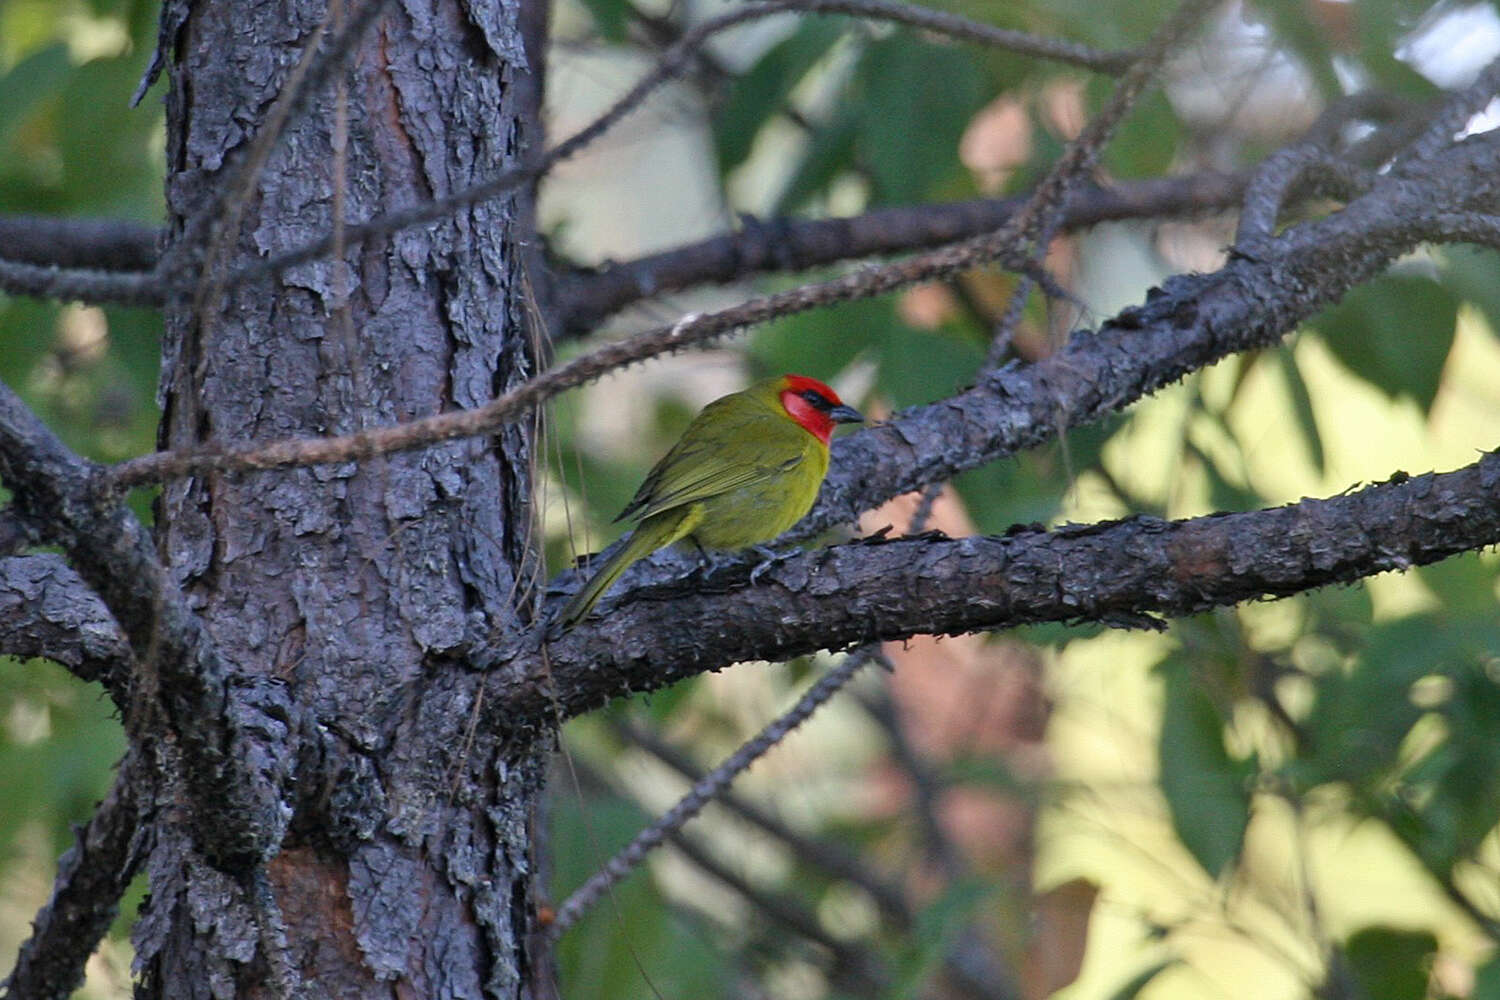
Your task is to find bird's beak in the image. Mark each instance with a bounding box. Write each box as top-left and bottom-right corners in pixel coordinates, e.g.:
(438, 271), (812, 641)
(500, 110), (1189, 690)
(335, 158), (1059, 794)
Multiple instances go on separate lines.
(830, 403), (864, 424)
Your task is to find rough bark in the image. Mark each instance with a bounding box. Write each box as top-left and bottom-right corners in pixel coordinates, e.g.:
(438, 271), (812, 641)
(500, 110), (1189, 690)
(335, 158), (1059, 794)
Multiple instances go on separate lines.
(506, 451), (1500, 723)
(133, 0), (549, 996)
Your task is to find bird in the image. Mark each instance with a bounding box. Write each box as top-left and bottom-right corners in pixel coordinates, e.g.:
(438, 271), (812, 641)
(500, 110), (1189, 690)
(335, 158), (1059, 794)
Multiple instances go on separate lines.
(553, 373), (864, 630)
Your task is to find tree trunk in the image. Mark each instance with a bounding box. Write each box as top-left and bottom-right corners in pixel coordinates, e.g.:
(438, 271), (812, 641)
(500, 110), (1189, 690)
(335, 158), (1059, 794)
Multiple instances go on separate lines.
(135, 0), (550, 995)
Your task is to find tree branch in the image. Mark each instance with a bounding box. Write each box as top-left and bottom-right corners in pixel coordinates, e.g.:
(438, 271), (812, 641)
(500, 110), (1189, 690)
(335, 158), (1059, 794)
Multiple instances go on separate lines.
(0, 256), (165, 307)
(799, 131), (1500, 537)
(198, 0), (1131, 302)
(498, 450), (1500, 723)
(107, 125), (1500, 514)
(556, 171), (1248, 336)
(1, 751), (151, 1000)
(104, 0), (1215, 490)
(549, 649), (878, 935)
(0, 216), (159, 273)
(613, 715), (912, 927)
(0, 554), (132, 697)
(0, 383), (292, 870)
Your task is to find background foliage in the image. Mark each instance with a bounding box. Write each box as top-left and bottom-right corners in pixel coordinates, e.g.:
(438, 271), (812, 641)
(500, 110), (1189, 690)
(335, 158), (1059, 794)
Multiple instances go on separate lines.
(4, 0), (1500, 997)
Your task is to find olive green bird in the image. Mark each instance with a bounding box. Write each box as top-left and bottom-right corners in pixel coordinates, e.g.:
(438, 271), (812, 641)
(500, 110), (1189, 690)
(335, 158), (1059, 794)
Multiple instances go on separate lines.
(554, 374), (864, 630)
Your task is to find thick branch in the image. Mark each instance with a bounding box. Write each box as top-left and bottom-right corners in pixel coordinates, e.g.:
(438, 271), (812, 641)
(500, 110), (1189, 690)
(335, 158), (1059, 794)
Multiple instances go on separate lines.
(1, 751), (150, 1000)
(801, 132), (1500, 535)
(557, 171), (1248, 335)
(0, 383), (291, 869)
(0, 216), (159, 273)
(0, 554), (132, 697)
(499, 450), (1500, 723)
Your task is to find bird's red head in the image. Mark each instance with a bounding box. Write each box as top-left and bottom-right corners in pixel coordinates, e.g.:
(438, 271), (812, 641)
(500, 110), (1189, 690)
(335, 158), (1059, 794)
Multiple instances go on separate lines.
(777, 374), (865, 445)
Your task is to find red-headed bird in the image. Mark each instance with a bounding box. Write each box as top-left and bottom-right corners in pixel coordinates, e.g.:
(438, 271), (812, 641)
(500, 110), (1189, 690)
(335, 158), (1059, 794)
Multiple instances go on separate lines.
(555, 374), (863, 629)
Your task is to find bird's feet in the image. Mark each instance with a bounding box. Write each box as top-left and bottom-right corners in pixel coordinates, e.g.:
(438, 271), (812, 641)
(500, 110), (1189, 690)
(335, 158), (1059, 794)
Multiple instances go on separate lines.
(748, 544), (789, 585)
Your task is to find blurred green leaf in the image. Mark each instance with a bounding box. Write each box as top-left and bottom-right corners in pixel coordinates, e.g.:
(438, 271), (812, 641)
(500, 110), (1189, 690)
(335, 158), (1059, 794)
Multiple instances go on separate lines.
(1255, 0), (1343, 98)
(1157, 655), (1253, 878)
(1353, 0), (1447, 98)
(1273, 349), (1325, 475)
(1342, 926), (1437, 1000)
(1313, 275), (1459, 412)
(1099, 87), (1177, 179)
(552, 788), (732, 999)
(1414, 555), (1500, 619)
(750, 295), (889, 382)
(576, 0), (629, 42)
(852, 38), (985, 206)
(1438, 246), (1500, 339)
(882, 880), (992, 1000)
(713, 18), (845, 174)
(774, 105), (859, 214)
(0, 658), (124, 857)
(1292, 618), (1435, 789)
(0, 43), (70, 149)
(1476, 951), (1500, 1000)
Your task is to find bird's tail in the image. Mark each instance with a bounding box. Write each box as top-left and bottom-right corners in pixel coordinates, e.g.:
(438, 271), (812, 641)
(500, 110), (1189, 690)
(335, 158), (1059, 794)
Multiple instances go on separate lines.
(553, 515), (685, 632)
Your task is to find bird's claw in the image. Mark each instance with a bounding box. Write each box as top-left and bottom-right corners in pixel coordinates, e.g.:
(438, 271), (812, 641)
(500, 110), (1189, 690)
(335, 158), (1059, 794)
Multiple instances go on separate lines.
(748, 545), (785, 585)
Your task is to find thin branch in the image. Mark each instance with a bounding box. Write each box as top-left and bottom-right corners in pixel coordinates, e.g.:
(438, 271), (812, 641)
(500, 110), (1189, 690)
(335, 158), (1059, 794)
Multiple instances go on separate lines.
(105, 0), (1221, 490)
(498, 449), (1500, 724)
(0, 256), (164, 307)
(1, 751), (151, 1000)
(202, 0), (1131, 299)
(107, 122), (1499, 501)
(557, 171), (1248, 335)
(614, 717), (912, 927)
(0, 216), (158, 273)
(0, 554), (133, 698)
(737, 0), (1136, 74)
(548, 648), (879, 935)
(1234, 144), (1376, 247)
(857, 685), (966, 880)
(1400, 55), (1500, 166)
(663, 829), (890, 992)
(0, 382), (293, 870)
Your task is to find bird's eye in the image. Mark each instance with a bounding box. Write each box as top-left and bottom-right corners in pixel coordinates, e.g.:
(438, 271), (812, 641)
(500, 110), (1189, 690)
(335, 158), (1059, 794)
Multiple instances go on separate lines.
(802, 389), (831, 409)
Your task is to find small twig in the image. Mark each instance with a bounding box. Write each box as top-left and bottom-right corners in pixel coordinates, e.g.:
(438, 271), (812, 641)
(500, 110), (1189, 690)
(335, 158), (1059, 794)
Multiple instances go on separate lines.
(857, 685), (967, 880)
(547, 647), (881, 936)
(664, 829), (890, 992)
(615, 718), (912, 927)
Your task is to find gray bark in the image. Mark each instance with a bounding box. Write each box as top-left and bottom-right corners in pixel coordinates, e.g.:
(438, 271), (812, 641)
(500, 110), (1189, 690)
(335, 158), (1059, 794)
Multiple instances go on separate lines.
(135, 0), (550, 996)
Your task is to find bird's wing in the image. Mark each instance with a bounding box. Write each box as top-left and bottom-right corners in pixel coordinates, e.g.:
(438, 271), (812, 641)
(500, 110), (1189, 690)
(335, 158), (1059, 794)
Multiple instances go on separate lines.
(617, 413), (806, 523)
